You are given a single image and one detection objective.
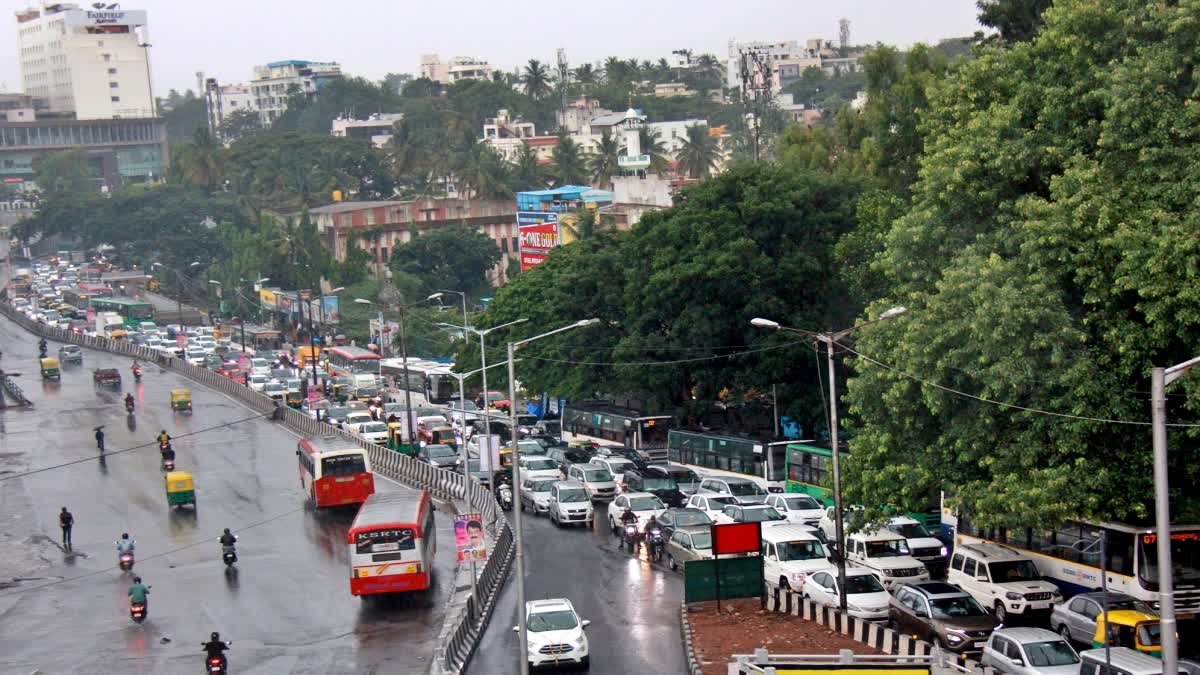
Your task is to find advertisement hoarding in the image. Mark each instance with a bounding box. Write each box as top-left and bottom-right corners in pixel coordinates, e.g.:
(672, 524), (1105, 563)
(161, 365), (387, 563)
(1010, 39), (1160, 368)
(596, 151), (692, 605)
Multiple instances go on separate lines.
(453, 513), (488, 563)
(259, 289), (277, 309)
(517, 211), (559, 272)
(64, 9), (148, 27)
(319, 295), (340, 324)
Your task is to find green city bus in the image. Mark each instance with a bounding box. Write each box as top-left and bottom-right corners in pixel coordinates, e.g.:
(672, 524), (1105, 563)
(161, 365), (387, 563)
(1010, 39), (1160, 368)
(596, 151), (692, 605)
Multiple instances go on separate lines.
(89, 298), (154, 327)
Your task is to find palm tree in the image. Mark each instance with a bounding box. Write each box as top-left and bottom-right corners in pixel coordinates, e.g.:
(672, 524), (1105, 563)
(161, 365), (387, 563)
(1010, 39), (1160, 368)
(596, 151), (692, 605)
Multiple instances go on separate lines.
(574, 63), (597, 87)
(674, 124), (722, 179)
(559, 205), (599, 243)
(180, 127), (225, 194)
(636, 126), (671, 174)
(551, 135), (588, 186)
(456, 143), (512, 200)
(510, 143), (545, 190)
(655, 58), (672, 82)
(603, 56), (630, 84)
(522, 59), (552, 100)
(588, 131), (620, 188)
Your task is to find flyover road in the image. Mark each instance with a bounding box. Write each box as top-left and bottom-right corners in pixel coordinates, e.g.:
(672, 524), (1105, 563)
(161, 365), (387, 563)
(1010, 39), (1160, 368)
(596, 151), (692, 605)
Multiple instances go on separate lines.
(469, 502), (686, 675)
(0, 314), (457, 673)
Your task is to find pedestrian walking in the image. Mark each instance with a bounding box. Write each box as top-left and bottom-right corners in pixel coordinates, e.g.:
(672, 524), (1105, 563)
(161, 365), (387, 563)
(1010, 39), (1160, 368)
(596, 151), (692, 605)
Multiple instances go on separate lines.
(59, 507), (73, 548)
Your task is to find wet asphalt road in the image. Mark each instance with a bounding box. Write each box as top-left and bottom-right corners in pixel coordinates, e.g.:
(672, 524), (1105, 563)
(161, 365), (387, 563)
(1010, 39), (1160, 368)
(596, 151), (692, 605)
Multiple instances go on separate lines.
(468, 502), (685, 675)
(0, 314), (456, 673)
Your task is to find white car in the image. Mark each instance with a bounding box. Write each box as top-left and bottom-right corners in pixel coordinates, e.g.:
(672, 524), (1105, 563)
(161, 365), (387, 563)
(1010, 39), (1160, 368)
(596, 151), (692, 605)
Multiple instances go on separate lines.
(250, 358), (270, 376)
(715, 503), (788, 526)
(607, 491), (667, 533)
(589, 456), (636, 487)
(185, 348), (207, 366)
(247, 375), (269, 392)
(520, 598), (590, 669)
(345, 411), (374, 428)
(802, 568), (892, 621)
(519, 476), (557, 514)
(285, 378), (302, 394)
(518, 456), (562, 481)
(355, 421), (389, 443)
(685, 494), (740, 522)
(195, 338), (217, 353)
(766, 493), (828, 528)
(762, 525), (836, 592)
(263, 380), (286, 400)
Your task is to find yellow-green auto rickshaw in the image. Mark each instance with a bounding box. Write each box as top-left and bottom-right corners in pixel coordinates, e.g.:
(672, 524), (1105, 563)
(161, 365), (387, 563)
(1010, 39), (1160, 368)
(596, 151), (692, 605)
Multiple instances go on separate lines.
(40, 357), (61, 380)
(1093, 610), (1163, 657)
(165, 470), (196, 508)
(170, 388), (193, 412)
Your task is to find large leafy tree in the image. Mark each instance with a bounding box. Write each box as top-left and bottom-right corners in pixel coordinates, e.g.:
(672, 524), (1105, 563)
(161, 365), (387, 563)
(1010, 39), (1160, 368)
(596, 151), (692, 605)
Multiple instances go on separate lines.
(32, 150), (97, 194)
(843, 0), (1200, 527)
(510, 143), (547, 191)
(173, 127), (225, 194)
(390, 226), (502, 297)
(976, 0), (1053, 44)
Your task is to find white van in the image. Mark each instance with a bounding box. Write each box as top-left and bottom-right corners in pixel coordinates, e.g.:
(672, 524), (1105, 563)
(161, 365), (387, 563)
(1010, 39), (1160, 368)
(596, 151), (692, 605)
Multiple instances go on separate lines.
(947, 543), (1061, 623)
(761, 525), (835, 592)
(843, 529), (929, 590)
(1079, 646), (1188, 675)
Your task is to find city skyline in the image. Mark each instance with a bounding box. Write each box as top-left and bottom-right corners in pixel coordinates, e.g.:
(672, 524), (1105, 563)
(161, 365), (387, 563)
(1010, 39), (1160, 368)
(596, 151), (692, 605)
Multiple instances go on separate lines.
(1, 0), (984, 98)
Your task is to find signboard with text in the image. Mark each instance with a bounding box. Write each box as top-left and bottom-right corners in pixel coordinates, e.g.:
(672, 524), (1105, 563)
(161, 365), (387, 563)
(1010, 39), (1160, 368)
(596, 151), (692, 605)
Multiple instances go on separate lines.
(517, 211), (559, 272)
(454, 513), (488, 563)
(65, 9), (148, 27)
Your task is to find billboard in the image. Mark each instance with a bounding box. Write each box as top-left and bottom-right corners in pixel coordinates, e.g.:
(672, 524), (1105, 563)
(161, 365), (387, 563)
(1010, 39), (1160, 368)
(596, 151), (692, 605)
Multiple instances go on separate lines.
(454, 513), (488, 563)
(259, 289), (276, 309)
(64, 9), (148, 27)
(518, 211), (559, 272)
(319, 295), (340, 324)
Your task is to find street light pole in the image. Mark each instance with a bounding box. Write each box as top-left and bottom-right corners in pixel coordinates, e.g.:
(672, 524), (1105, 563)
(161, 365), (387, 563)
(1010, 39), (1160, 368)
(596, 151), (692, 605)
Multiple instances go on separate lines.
(440, 290), (471, 465)
(751, 306), (906, 610)
(507, 319), (599, 675)
(1150, 354), (1200, 675)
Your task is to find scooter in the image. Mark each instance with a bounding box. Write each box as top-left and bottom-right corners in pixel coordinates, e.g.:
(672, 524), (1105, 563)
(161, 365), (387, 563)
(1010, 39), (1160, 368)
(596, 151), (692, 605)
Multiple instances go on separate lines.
(647, 527), (664, 562)
(118, 551), (135, 571)
(130, 601), (147, 623)
(206, 654), (227, 674)
(497, 483), (513, 512)
(222, 545), (238, 567)
(161, 454), (175, 472)
(132, 366), (142, 383)
(125, 399), (135, 414)
(622, 524), (641, 553)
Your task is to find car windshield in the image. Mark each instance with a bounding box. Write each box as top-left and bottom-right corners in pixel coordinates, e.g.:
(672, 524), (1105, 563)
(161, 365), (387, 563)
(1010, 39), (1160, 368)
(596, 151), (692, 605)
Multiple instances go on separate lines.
(1024, 641), (1080, 667)
(929, 596), (988, 619)
(865, 539), (910, 557)
(776, 540), (825, 561)
(844, 574), (886, 594)
(1108, 597), (1156, 614)
(607, 459), (634, 472)
(727, 481), (766, 497)
(628, 497), (663, 511)
(452, 400), (479, 411)
(673, 511), (712, 527)
(667, 468), (700, 483)
(707, 496), (738, 508)
(426, 445), (456, 457)
(525, 459), (558, 470)
(558, 489), (588, 503)
(690, 532), (713, 549)
(531, 480), (555, 493)
(582, 469), (612, 482)
(360, 423), (387, 433)
(518, 441), (546, 455)
(892, 522), (932, 539)
(740, 507), (784, 522)
(527, 609), (577, 632)
(784, 496), (823, 511)
(988, 560), (1041, 582)
(643, 478), (678, 490)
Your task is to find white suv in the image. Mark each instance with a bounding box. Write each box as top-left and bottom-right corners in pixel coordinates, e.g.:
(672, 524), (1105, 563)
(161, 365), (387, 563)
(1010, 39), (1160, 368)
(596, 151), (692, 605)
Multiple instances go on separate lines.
(761, 524), (835, 592)
(520, 598), (590, 669)
(844, 529), (930, 590)
(766, 493), (827, 528)
(697, 476), (768, 505)
(947, 543), (1062, 623)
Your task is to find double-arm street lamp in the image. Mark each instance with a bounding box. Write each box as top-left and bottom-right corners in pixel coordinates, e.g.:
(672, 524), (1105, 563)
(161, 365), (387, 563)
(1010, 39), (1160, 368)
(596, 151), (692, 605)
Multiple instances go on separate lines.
(354, 292), (444, 451)
(507, 318), (599, 675)
(751, 306), (907, 610)
(208, 278), (269, 353)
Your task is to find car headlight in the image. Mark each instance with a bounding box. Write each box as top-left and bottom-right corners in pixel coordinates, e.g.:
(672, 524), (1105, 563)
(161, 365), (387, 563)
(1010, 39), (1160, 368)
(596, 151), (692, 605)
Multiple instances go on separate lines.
(1005, 592), (1022, 600)
(939, 546), (949, 557)
(945, 633), (964, 645)
(1051, 589), (1063, 598)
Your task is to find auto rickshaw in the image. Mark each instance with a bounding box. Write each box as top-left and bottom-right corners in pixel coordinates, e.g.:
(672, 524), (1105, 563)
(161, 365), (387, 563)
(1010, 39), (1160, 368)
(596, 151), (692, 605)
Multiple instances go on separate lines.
(491, 447), (515, 485)
(165, 470), (196, 508)
(39, 357), (60, 380)
(286, 391), (304, 409)
(1093, 610), (1163, 657)
(386, 422), (417, 456)
(170, 388), (193, 413)
(427, 425), (456, 449)
(331, 382), (349, 404)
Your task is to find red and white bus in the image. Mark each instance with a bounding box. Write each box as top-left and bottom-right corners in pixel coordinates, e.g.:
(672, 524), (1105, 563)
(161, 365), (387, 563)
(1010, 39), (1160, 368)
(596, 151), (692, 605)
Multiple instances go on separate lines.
(325, 345), (382, 378)
(347, 490), (437, 596)
(296, 437), (375, 508)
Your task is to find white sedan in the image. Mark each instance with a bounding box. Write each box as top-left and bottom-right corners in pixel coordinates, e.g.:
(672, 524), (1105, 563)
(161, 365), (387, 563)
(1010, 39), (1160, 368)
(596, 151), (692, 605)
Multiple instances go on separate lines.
(607, 492), (667, 534)
(802, 568), (892, 621)
(355, 421), (389, 443)
(685, 494), (741, 523)
(248, 375), (269, 392)
(263, 380), (287, 400)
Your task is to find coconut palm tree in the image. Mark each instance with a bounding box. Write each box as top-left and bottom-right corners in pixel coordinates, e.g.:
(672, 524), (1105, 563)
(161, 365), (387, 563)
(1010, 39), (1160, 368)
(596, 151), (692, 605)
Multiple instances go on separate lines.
(522, 59), (552, 100)
(180, 127), (225, 194)
(636, 126), (671, 174)
(510, 143), (546, 190)
(574, 63), (597, 87)
(588, 131), (620, 188)
(603, 56), (630, 84)
(551, 135), (588, 186)
(674, 124), (722, 179)
(456, 143), (512, 200)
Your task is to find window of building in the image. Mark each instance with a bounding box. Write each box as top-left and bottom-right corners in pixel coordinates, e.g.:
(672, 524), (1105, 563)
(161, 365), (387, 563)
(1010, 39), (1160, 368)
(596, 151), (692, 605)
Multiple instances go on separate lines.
(111, 96), (120, 102)
(103, 54), (111, 62)
(109, 82), (119, 88)
(511, 236), (519, 252)
(107, 67), (117, 74)
(500, 238), (508, 253)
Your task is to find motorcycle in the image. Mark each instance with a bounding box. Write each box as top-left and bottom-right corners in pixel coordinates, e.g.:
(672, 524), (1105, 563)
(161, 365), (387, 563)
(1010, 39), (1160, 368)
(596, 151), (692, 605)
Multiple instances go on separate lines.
(497, 483), (513, 511)
(118, 551), (135, 571)
(132, 366), (142, 383)
(222, 545), (238, 567)
(130, 601), (147, 623)
(622, 524), (641, 553)
(206, 655), (227, 674)
(647, 527), (664, 562)
(161, 455), (175, 471)
(125, 398), (135, 414)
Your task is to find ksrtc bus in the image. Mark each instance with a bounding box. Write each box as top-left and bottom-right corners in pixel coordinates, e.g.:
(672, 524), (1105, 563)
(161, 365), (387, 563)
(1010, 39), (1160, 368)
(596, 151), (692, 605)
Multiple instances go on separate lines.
(327, 345), (382, 377)
(296, 437), (375, 508)
(561, 401), (671, 456)
(381, 358), (456, 404)
(347, 490), (436, 596)
(668, 429), (789, 492)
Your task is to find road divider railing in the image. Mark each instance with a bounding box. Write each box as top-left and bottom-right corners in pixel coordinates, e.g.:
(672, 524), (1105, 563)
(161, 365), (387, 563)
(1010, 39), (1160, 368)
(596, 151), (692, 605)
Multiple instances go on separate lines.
(0, 300), (513, 675)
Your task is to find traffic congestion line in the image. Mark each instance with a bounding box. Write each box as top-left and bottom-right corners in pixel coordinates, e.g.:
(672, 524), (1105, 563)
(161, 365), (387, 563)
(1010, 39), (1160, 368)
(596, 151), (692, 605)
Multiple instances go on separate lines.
(0, 411), (272, 482)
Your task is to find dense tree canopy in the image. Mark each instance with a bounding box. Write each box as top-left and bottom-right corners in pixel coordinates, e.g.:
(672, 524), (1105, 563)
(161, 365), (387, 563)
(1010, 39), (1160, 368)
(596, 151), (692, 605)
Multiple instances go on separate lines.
(389, 226), (502, 298)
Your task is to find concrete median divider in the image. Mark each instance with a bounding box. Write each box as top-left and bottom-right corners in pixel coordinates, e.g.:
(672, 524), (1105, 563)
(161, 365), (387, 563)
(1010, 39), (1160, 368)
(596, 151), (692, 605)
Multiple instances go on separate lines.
(0, 300), (513, 675)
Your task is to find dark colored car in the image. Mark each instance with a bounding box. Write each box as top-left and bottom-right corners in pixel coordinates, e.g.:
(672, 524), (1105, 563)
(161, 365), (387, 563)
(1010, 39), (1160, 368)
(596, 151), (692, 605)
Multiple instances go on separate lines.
(657, 507), (714, 540)
(889, 581), (1001, 654)
(547, 446), (598, 476)
(623, 466), (686, 507)
(417, 444), (462, 471)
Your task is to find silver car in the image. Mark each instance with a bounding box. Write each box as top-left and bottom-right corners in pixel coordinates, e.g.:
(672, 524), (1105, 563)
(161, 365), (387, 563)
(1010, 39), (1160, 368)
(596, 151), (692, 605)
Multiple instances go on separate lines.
(1049, 591), (1155, 645)
(664, 525), (713, 572)
(981, 627), (1080, 675)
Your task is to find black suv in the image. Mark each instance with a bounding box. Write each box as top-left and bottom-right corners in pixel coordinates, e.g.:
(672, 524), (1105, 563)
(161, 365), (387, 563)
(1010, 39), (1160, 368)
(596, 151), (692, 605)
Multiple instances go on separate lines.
(623, 466), (686, 507)
(547, 446), (597, 476)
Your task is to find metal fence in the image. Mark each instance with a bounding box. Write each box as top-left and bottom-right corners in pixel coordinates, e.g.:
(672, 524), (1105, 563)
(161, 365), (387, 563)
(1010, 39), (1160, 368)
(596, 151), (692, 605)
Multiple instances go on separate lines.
(0, 300), (512, 674)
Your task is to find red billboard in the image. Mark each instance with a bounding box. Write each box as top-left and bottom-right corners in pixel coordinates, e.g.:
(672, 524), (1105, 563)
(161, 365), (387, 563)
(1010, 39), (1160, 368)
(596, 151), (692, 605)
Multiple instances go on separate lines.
(518, 212), (559, 272)
(711, 522), (762, 555)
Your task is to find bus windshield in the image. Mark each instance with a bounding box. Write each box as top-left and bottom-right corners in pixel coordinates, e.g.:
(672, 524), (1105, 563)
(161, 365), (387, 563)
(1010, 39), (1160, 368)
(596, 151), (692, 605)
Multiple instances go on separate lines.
(1139, 531), (1200, 587)
(323, 453), (367, 476)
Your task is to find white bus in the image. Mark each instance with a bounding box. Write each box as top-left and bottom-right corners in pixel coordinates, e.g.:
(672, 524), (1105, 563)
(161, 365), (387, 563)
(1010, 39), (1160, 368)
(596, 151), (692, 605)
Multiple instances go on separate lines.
(942, 498), (1200, 618)
(381, 358), (456, 405)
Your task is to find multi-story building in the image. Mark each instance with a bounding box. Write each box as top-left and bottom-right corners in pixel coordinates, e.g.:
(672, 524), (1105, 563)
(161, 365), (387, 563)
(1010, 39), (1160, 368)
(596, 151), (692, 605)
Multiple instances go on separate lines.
(419, 54), (495, 85)
(308, 198), (519, 286)
(250, 59), (342, 126)
(557, 97), (611, 135)
(330, 113), (403, 148)
(202, 78), (257, 137)
(16, 3), (154, 119)
(481, 109), (537, 162)
(0, 115), (168, 188)
(727, 37), (852, 95)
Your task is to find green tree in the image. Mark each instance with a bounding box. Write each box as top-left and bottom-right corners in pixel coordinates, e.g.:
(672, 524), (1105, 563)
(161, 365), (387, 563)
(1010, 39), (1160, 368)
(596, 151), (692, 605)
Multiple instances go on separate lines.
(510, 144), (546, 191)
(588, 131), (620, 188)
(217, 108), (263, 143)
(33, 150), (97, 194)
(402, 77), (443, 98)
(574, 64), (597, 87)
(977, 0), (1053, 44)
(272, 77), (403, 134)
(455, 142), (512, 200)
(390, 226), (502, 296)
(173, 127), (225, 194)
(522, 59), (552, 100)
(674, 124), (721, 179)
(636, 126), (671, 174)
(159, 89), (208, 142)
(551, 135), (589, 186)
(843, 0), (1200, 528)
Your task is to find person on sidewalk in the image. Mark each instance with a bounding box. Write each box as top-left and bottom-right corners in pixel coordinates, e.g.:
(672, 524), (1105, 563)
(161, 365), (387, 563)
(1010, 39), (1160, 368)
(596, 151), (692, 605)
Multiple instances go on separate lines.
(59, 507), (74, 548)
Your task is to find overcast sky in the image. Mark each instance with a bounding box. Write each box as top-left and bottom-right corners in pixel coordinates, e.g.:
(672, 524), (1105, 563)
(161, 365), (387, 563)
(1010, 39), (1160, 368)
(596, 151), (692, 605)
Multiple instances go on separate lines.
(2, 0), (984, 95)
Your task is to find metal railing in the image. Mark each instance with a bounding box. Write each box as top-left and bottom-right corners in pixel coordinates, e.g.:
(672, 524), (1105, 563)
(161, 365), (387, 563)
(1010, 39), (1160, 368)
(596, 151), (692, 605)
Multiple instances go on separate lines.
(0, 299), (512, 674)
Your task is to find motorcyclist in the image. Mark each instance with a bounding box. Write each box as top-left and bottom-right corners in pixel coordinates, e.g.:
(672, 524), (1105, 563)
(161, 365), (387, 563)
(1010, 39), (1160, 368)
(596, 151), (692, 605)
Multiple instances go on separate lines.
(95, 427), (105, 452)
(157, 429), (171, 448)
(128, 575), (149, 609)
(643, 514), (659, 537)
(203, 632), (231, 665)
(125, 393), (135, 410)
(131, 360), (141, 372)
(219, 528), (237, 548)
(620, 507), (640, 548)
(116, 533), (136, 554)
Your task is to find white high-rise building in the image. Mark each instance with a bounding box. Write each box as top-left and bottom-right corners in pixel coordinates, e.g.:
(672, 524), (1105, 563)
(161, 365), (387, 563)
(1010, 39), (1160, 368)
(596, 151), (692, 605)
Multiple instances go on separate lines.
(16, 3), (154, 119)
(250, 60), (342, 125)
